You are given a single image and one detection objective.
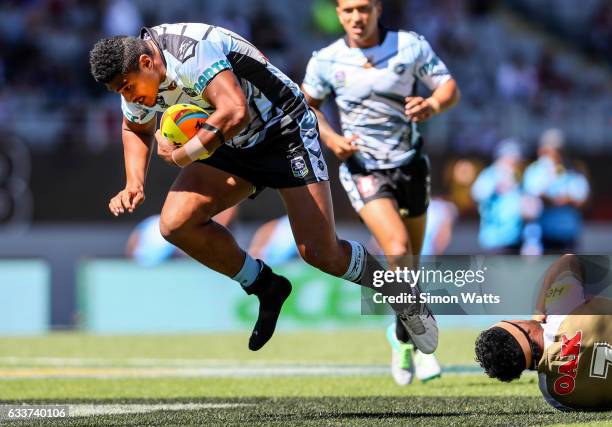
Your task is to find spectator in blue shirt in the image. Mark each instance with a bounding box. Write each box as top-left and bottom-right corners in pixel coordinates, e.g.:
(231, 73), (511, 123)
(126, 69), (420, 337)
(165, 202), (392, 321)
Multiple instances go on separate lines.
(471, 139), (525, 254)
(523, 129), (589, 252)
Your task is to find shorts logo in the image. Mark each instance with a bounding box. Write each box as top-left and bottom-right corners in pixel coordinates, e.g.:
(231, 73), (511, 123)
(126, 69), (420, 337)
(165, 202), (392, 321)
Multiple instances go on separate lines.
(291, 156), (309, 178)
(357, 176), (377, 198)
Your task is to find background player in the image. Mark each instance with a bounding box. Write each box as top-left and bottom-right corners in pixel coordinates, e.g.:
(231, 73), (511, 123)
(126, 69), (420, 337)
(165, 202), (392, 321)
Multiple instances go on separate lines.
(89, 23), (437, 353)
(475, 254), (612, 411)
(302, 0), (460, 384)
(386, 197), (458, 384)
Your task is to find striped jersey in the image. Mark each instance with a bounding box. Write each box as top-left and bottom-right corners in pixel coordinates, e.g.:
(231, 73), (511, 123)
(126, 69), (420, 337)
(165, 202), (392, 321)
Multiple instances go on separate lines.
(537, 271), (612, 410)
(122, 23), (309, 149)
(303, 29), (451, 170)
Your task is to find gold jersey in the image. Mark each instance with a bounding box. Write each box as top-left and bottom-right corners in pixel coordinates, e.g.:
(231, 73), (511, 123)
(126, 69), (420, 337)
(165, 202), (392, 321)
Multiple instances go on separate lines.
(538, 298), (612, 410)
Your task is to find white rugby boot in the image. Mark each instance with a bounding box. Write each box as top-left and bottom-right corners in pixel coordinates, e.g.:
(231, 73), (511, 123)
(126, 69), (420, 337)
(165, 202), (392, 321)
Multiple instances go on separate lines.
(386, 323), (415, 386)
(415, 350), (442, 382)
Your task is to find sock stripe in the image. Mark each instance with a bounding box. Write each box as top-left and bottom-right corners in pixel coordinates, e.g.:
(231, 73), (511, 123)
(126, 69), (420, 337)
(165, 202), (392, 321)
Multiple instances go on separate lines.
(342, 240), (367, 283)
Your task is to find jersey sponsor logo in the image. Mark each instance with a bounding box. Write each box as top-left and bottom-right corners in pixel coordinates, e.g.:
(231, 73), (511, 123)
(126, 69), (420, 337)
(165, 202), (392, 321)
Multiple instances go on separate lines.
(394, 63), (407, 75)
(553, 330), (583, 395)
(177, 39), (197, 62)
(290, 155), (309, 178)
(193, 59), (231, 94)
(416, 56), (441, 78)
(334, 71), (346, 88)
(183, 87), (199, 97)
(156, 96), (170, 109)
(126, 109), (150, 123)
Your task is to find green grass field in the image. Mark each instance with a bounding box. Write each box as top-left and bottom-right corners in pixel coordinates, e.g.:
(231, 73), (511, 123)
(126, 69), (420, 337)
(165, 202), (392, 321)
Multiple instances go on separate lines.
(0, 330), (610, 425)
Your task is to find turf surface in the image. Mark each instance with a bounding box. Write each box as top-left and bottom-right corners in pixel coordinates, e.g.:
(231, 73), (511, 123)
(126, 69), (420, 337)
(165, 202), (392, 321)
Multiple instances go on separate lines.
(0, 330), (610, 425)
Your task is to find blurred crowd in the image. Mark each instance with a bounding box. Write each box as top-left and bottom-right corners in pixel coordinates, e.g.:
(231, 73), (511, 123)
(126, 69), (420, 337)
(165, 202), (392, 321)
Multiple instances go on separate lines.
(507, 0), (612, 60)
(470, 129), (589, 254)
(0, 0), (610, 156)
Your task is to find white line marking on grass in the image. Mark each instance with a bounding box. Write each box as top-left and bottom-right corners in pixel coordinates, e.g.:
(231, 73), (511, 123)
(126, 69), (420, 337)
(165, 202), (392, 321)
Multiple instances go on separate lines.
(69, 403), (253, 417)
(0, 364), (485, 379)
(0, 357), (351, 367)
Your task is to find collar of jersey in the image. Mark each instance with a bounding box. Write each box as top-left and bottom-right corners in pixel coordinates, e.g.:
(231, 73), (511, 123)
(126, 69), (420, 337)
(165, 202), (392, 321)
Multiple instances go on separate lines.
(140, 26), (168, 70)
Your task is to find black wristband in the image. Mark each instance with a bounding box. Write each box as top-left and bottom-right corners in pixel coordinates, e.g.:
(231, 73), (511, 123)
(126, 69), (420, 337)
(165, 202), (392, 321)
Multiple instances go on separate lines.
(201, 123), (225, 145)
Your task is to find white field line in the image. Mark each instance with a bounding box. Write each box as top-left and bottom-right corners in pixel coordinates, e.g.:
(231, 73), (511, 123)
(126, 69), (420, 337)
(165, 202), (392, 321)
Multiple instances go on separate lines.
(69, 402), (254, 417)
(0, 357), (486, 379)
(0, 365), (389, 379)
(0, 356), (352, 367)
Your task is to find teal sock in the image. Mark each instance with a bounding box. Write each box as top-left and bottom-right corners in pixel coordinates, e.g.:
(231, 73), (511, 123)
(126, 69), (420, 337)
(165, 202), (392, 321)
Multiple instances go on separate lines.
(233, 253), (262, 288)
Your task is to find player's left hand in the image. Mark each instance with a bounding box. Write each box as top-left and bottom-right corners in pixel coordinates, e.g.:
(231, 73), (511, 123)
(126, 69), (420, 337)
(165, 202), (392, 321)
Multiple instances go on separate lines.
(405, 97), (437, 122)
(155, 130), (177, 166)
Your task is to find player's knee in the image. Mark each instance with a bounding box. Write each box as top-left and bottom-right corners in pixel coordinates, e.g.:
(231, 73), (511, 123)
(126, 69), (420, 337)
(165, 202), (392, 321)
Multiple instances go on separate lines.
(298, 241), (342, 273)
(160, 198), (217, 244)
(383, 239), (411, 258)
(159, 210), (211, 244)
(159, 212), (187, 244)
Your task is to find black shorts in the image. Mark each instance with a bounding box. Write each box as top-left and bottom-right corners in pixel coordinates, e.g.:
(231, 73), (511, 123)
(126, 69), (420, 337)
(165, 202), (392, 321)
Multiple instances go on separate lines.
(339, 154), (431, 218)
(198, 111), (329, 196)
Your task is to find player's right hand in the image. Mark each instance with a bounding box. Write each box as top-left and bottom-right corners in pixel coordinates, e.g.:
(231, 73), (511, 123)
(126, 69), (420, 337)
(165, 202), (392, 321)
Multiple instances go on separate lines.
(109, 186), (145, 216)
(331, 134), (360, 161)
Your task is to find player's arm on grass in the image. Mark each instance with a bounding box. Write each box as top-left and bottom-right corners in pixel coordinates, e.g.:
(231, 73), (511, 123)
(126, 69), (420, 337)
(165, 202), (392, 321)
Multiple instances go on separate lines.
(156, 70), (249, 167)
(109, 116), (155, 216)
(302, 91), (358, 161)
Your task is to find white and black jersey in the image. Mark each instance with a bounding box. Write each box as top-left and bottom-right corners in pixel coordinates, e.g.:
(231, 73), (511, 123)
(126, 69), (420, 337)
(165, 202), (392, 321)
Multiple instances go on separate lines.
(303, 29), (451, 170)
(122, 23), (312, 151)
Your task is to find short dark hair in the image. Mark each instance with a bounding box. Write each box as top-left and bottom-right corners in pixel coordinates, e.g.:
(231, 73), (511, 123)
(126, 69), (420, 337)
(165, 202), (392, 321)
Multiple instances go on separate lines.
(89, 36), (152, 84)
(475, 327), (526, 382)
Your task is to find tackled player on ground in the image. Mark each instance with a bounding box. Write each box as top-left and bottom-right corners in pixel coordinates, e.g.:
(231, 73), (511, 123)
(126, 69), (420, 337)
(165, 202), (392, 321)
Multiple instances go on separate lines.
(475, 254), (612, 411)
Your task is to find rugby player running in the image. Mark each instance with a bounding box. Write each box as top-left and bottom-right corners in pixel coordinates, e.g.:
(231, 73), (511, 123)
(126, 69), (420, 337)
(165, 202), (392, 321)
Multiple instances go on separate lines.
(302, 0), (460, 383)
(89, 23), (437, 352)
